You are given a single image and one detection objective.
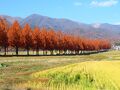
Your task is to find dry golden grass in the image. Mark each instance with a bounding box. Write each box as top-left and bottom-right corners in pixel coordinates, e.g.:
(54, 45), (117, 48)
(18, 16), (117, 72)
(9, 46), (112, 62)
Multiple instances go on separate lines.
(25, 60), (120, 90)
(0, 50), (120, 90)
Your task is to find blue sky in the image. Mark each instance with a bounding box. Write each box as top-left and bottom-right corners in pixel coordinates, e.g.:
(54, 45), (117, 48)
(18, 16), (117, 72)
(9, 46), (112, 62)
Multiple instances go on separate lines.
(0, 0), (120, 24)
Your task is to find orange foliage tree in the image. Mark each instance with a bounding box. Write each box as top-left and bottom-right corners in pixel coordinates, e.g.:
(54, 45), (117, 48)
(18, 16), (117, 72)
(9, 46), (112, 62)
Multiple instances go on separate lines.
(46, 29), (58, 55)
(7, 21), (21, 55)
(56, 31), (64, 54)
(21, 24), (33, 55)
(32, 27), (41, 55)
(40, 27), (47, 55)
(0, 17), (9, 55)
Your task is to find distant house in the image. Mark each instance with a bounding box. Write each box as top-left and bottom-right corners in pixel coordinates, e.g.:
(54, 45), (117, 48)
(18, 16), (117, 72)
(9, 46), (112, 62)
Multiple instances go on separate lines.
(112, 45), (120, 50)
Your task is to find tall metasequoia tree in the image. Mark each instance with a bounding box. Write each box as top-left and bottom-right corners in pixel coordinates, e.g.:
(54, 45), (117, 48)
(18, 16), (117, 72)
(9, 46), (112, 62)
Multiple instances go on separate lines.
(7, 21), (21, 55)
(21, 24), (33, 55)
(56, 31), (64, 54)
(62, 34), (70, 54)
(46, 29), (58, 55)
(32, 27), (41, 55)
(0, 17), (9, 55)
(40, 27), (47, 55)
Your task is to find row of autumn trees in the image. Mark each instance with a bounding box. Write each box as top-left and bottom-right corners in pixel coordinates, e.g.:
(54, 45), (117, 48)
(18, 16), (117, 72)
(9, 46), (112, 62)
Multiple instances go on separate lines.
(0, 17), (111, 55)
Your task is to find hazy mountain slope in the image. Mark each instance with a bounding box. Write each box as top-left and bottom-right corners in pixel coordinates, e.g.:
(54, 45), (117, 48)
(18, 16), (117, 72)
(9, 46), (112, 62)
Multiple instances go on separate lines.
(0, 15), (23, 24)
(1, 14), (120, 40)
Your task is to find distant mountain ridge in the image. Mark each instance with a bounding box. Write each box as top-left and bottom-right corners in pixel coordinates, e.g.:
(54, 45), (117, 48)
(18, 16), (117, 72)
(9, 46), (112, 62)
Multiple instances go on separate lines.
(0, 15), (23, 24)
(1, 14), (120, 40)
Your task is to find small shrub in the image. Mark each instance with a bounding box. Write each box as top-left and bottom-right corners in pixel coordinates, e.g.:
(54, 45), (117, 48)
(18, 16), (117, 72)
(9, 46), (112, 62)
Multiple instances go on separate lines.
(0, 63), (8, 68)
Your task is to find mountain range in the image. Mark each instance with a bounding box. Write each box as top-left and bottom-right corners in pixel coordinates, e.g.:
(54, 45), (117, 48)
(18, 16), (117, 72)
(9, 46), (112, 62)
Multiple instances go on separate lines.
(1, 14), (120, 41)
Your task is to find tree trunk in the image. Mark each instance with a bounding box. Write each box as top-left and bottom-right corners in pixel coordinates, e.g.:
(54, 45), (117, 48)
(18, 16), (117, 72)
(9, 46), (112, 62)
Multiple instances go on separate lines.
(45, 50), (47, 55)
(75, 51), (79, 55)
(64, 50), (65, 54)
(7, 47), (8, 54)
(36, 49), (39, 55)
(50, 50), (53, 55)
(27, 48), (29, 56)
(16, 46), (18, 55)
(75, 51), (77, 55)
(4, 46), (6, 55)
(33, 49), (34, 55)
(43, 50), (44, 55)
(58, 50), (60, 55)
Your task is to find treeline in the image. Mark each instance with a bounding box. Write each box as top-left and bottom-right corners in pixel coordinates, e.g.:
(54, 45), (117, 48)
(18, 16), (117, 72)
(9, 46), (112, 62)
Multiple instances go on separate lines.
(0, 17), (111, 55)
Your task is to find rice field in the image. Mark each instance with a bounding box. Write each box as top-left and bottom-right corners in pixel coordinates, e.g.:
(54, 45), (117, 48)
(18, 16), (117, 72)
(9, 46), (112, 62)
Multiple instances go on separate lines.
(0, 50), (120, 90)
(25, 61), (120, 90)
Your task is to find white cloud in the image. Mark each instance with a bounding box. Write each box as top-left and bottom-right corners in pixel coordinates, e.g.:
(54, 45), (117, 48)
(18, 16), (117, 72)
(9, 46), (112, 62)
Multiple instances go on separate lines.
(74, 2), (82, 6)
(90, 0), (118, 7)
